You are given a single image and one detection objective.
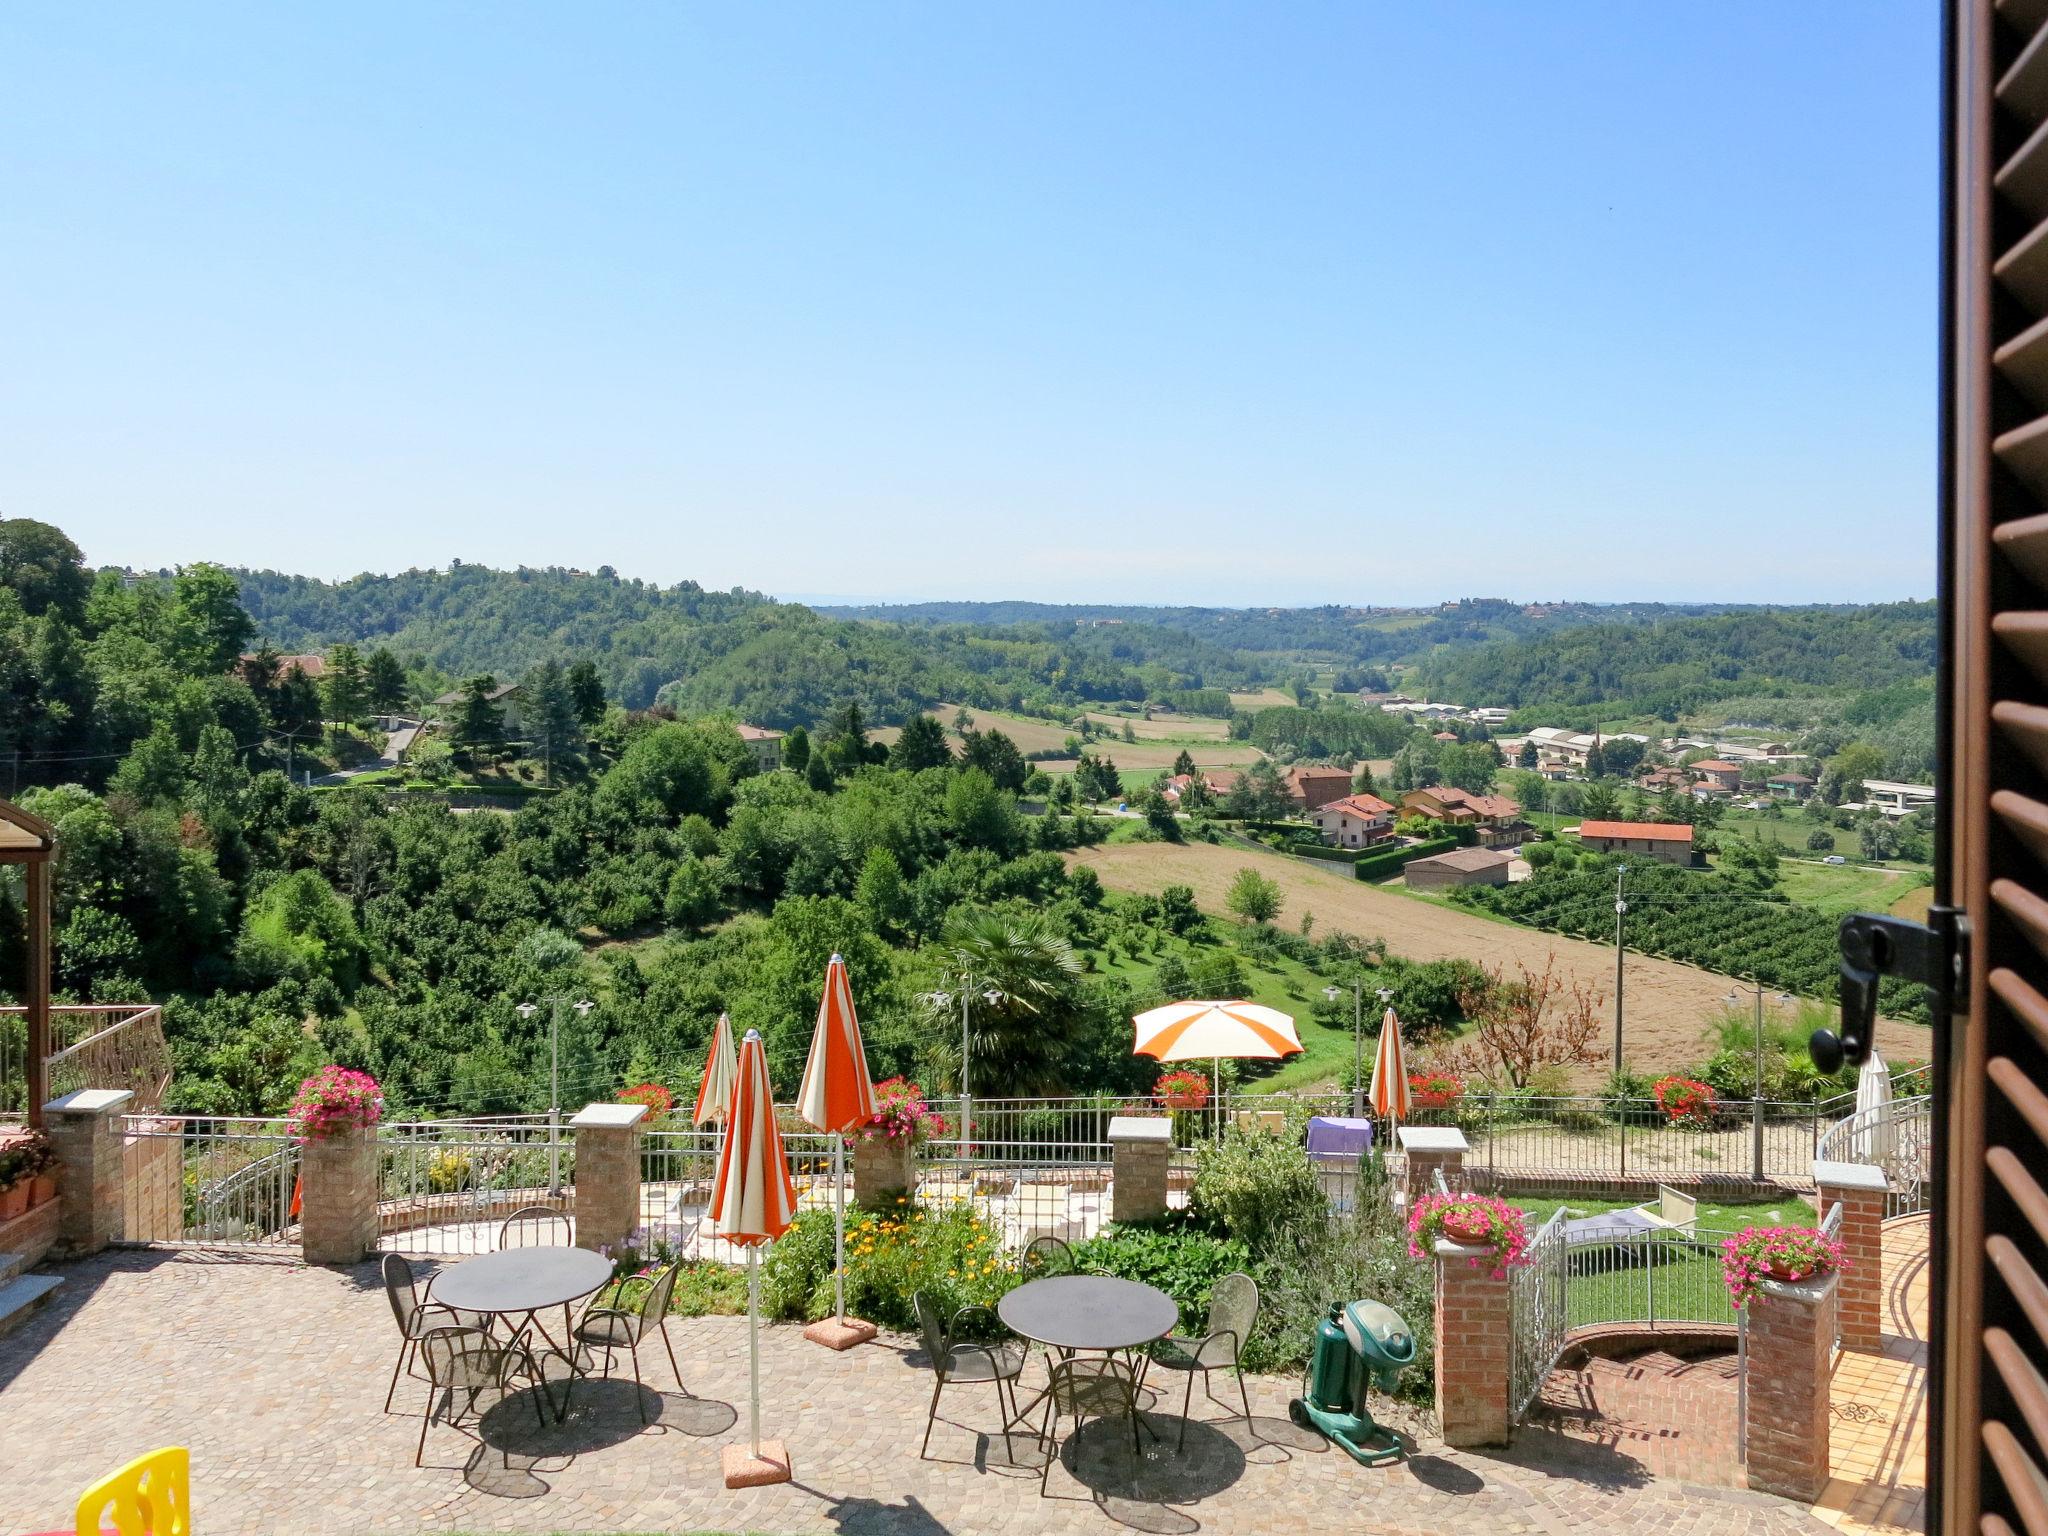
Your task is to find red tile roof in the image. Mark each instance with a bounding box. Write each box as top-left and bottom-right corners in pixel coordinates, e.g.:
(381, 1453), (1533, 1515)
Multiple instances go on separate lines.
(1318, 793), (1394, 818)
(1578, 820), (1693, 843)
(1690, 760), (1742, 773)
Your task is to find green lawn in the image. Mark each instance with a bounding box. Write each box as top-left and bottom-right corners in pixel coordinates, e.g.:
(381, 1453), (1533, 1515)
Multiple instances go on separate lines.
(1775, 859), (1928, 916)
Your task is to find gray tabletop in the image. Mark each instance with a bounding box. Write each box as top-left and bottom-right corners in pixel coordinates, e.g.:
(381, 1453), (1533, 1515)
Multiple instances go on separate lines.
(431, 1245), (613, 1314)
(998, 1275), (1178, 1352)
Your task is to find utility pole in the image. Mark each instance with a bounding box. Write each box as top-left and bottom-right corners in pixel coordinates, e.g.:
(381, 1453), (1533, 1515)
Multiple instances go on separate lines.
(1726, 977), (1790, 1182)
(1612, 865), (1628, 1076)
(517, 995), (593, 1195)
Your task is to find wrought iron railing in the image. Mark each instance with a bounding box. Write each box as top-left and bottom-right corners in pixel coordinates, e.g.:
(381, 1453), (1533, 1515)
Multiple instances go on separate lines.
(1814, 1095), (1932, 1220)
(115, 1114), (297, 1248)
(0, 1004), (172, 1116)
(375, 1120), (577, 1256)
(1511, 1209), (1570, 1422)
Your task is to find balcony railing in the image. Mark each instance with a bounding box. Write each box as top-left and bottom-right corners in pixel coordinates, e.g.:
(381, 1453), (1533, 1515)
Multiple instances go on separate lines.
(23, 1004), (173, 1115)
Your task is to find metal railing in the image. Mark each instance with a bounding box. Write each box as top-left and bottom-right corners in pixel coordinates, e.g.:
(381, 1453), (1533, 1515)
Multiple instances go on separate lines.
(115, 1115), (298, 1248)
(0, 1004), (172, 1117)
(1511, 1209), (1570, 1423)
(1814, 1095), (1933, 1219)
(375, 1120), (575, 1256)
(1559, 1226), (1740, 1330)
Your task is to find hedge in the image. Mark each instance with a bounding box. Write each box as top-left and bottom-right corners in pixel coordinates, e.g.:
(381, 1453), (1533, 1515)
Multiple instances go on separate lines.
(1350, 835), (1460, 881)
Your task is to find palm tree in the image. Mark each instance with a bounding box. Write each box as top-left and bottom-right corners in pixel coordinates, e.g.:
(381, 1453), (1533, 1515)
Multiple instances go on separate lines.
(920, 909), (1084, 1100)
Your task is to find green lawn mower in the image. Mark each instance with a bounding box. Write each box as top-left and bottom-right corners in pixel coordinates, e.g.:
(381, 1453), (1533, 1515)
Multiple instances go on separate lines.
(1288, 1299), (1414, 1466)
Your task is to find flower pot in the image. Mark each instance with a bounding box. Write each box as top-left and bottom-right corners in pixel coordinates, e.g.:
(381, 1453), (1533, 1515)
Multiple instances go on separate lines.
(1767, 1260), (1818, 1284)
(1442, 1209), (1493, 1242)
(29, 1173), (56, 1208)
(1160, 1093), (1207, 1111)
(0, 1180), (28, 1220)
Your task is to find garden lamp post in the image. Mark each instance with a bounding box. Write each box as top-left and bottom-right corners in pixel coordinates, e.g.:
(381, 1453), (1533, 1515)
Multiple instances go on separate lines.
(516, 995), (593, 1194)
(922, 980), (1005, 1157)
(1323, 979), (1393, 1118)
(1612, 865), (1628, 1075)
(1724, 979), (1791, 1182)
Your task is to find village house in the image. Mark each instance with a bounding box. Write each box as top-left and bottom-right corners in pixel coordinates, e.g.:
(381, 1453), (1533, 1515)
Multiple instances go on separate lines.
(1286, 764), (1354, 811)
(430, 680), (527, 736)
(1309, 792), (1396, 848)
(1403, 845), (1515, 891)
(1767, 771), (1816, 801)
(1861, 779), (1938, 817)
(1688, 759), (1744, 793)
(238, 650), (326, 684)
(735, 723), (786, 772)
(1576, 819), (1695, 865)
(1399, 785), (1525, 847)
(1639, 765), (1690, 793)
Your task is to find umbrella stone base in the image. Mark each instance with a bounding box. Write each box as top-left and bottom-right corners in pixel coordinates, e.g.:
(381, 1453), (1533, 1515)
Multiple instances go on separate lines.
(722, 1440), (793, 1488)
(803, 1316), (878, 1350)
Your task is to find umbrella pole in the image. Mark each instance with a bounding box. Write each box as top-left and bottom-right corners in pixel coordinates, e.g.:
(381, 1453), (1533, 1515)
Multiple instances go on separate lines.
(748, 1245), (763, 1456)
(832, 1130), (847, 1324)
(1213, 1058), (1221, 1140)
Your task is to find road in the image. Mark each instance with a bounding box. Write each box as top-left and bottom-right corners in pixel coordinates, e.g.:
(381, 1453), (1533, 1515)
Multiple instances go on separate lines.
(1068, 838), (1929, 1077)
(311, 720), (422, 786)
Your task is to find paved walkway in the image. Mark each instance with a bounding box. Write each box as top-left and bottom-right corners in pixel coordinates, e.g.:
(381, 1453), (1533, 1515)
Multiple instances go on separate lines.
(0, 1249), (1838, 1536)
(1813, 1216), (1929, 1536)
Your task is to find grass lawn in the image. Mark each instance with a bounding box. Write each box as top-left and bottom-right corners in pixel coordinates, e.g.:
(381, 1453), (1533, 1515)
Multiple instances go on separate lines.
(1775, 859), (1929, 916)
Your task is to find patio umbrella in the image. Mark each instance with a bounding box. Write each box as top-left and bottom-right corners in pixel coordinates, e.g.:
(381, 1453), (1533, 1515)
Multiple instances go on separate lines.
(710, 1027), (798, 1485)
(691, 1012), (739, 1128)
(1132, 1000), (1302, 1132)
(1368, 1006), (1412, 1146)
(796, 952), (879, 1346)
(1853, 1047), (1895, 1168)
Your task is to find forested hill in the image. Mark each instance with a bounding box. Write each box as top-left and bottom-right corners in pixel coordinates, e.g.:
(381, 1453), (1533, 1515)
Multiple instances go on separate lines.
(1410, 603), (1938, 719)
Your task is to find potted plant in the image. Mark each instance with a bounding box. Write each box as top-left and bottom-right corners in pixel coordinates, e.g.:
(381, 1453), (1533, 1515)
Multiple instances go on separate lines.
(1407, 1192), (1532, 1278)
(618, 1082), (674, 1121)
(1721, 1225), (1847, 1309)
(856, 1078), (946, 1208)
(19, 1129), (57, 1207)
(1154, 1068), (1210, 1111)
(1408, 1070), (1465, 1111)
(1653, 1074), (1718, 1127)
(0, 1141), (27, 1220)
(285, 1065), (385, 1143)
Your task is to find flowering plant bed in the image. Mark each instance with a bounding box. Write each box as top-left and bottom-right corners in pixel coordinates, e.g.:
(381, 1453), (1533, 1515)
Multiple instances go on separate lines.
(618, 1082), (674, 1119)
(859, 1078), (948, 1147)
(1721, 1224), (1845, 1308)
(1652, 1075), (1718, 1126)
(1408, 1071), (1464, 1110)
(1154, 1069), (1211, 1110)
(1407, 1192), (1531, 1277)
(286, 1066), (384, 1142)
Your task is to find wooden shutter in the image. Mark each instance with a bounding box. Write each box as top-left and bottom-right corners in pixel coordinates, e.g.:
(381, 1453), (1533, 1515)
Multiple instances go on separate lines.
(1949, 1), (2048, 1530)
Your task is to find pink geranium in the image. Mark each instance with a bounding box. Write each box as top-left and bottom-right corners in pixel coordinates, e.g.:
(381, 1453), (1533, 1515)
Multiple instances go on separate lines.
(286, 1066), (384, 1143)
(1407, 1192), (1532, 1278)
(860, 1078), (949, 1148)
(1721, 1225), (1845, 1308)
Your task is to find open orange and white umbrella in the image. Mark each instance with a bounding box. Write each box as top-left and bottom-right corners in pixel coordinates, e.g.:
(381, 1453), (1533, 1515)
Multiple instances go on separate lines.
(796, 953), (879, 1337)
(710, 1027), (797, 1468)
(1369, 1006), (1411, 1133)
(1133, 1000), (1302, 1126)
(691, 1012), (739, 1128)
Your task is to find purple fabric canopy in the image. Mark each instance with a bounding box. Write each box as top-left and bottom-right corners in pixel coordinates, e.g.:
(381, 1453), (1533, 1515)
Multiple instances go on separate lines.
(1306, 1115), (1374, 1160)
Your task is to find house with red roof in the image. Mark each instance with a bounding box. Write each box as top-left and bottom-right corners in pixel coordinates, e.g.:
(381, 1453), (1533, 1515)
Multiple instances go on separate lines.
(1286, 765), (1354, 812)
(1399, 785), (1526, 847)
(1309, 793), (1396, 849)
(1576, 820), (1695, 865)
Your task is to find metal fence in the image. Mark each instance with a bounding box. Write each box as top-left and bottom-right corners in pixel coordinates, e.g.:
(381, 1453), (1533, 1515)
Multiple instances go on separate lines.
(1558, 1226), (1739, 1331)
(638, 1127), (843, 1264)
(375, 1121), (573, 1256)
(115, 1115), (298, 1249)
(1813, 1095), (1933, 1219)
(1511, 1209), (1570, 1423)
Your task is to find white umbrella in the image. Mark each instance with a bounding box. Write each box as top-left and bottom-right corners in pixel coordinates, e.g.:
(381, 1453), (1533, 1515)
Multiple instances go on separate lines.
(1853, 1047), (1895, 1168)
(795, 953), (879, 1345)
(691, 1013), (739, 1128)
(1132, 1000), (1303, 1130)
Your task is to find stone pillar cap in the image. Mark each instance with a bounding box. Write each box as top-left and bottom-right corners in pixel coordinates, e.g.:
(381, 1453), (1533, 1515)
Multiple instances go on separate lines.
(42, 1087), (133, 1117)
(1432, 1237), (1499, 1260)
(1811, 1159), (1889, 1192)
(1398, 1126), (1469, 1153)
(570, 1102), (650, 1129)
(1756, 1269), (1840, 1303)
(1108, 1115), (1172, 1144)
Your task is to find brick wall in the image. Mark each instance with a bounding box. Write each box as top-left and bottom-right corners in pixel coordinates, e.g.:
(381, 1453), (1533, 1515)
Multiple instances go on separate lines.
(1816, 1178), (1886, 1353)
(46, 1088), (131, 1258)
(571, 1104), (646, 1254)
(1433, 1240), (1512, 1447)
(300, 1125), (379, 1265)
(0, 1195), (60, 1269)
(1743, 1272), (1836, 1501)
(122, 1127), (185, 1244)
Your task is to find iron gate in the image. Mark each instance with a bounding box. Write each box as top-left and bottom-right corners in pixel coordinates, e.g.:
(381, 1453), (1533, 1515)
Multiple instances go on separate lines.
(376, 1121), (572, 1256)
(1509, 1207), (1569, 1422)
(116, 1115), (298, 1249)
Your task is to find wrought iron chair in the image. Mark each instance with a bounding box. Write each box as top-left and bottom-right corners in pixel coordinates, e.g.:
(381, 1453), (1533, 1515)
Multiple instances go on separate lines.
(1020, 1234), (1077, 1278)
(496, 1204), (572, 1248)
(1148, 1271), (1258, 1449)
(381, 1252), (491, 1412)
(1037, 1356), (1141, 1495)
(569, 1261), (685, 1424)
(412, 1325), (549, 1468)
(913, 1290), (1029, 1460)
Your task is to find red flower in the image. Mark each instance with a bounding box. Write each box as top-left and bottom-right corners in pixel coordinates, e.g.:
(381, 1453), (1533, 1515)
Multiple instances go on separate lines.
(1652, 1075), (1717, 1126)
(1154, 1069), (1210, 1110)
(1408, 1071), (1464, 1110)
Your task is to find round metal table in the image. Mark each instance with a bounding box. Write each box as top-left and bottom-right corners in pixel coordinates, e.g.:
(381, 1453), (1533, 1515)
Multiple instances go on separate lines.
(998, 1274), (1177, 1352)
(433, 1246), (613, 1409)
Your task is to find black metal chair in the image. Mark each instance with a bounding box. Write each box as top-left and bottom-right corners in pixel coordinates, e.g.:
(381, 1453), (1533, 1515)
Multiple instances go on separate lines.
(412, 1325), (549, 1468)
(1020, 1235), (1077, 1277)
(570, 1261), (686, 1424)
(380, 1252), (490, 1412)
(913, 1290), (1029, 1460)
(1037, 1356), (1142, 1496)
(1148, 1271), (1258, 1449)
(496, 1204), (572, 1249)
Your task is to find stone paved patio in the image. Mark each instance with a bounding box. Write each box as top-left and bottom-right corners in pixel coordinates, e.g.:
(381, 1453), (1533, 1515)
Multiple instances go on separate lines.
(0, 1249), (1841, 1536)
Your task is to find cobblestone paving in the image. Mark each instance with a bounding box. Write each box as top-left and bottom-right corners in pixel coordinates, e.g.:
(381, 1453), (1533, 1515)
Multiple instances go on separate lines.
(0, 1250), (1838, 1536)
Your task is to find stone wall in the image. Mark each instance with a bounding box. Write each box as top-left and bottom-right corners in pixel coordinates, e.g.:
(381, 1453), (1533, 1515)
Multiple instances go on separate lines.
(0, 1195), (60, 1268)
(122, 1125), (185, 1245)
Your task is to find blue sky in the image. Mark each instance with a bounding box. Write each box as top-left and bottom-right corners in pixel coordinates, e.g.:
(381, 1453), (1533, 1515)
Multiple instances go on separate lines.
(0, 4), (1937, 605)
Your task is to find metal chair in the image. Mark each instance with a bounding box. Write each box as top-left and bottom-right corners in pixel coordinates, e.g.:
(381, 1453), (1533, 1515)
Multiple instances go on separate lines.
(1037, 1356), (1141, 1495)
(496, 1204), (572, 1248)
(1148, 1271), (1258, 1449)
(1020, 1235), (1077, 1278)
(413, 1325), (549, 1468)
(913, 1290), (1029, 1460)
(381, 1252), (490, 1412)
(570, 1261), (685, 1424)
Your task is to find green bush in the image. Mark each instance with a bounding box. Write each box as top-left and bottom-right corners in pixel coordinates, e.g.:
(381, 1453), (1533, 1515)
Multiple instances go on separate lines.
(1349, 836), (1458, 882)
(1191, 1125), (1328, 1256)
(1070, 1218), (1252, 1323)
(760, 1203), (1016, 1333)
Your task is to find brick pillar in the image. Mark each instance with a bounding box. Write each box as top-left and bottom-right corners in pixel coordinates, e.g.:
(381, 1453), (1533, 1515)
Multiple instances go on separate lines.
(43, 1087), (132, 1257)
(1744, 1271), (1837, 1501)
(300, 1123), (379, 1266)
(1814, 1159), (1889, 1354)
(571, 1102), (647, 1254)
(1109, 1116), (1171, 1224)
(1398, 1126), (1469, 1210)
(852, 1134), (916, 1211)
(1433, 1237), (1512, 1448)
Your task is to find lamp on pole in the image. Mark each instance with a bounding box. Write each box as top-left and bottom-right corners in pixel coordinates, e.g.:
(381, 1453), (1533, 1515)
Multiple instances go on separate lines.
(923, 980), (1005, 1157)
(1324, 979), (1394, 1118)
(1724, 979), (1791, 1182)
(516, 995), (593, 1195)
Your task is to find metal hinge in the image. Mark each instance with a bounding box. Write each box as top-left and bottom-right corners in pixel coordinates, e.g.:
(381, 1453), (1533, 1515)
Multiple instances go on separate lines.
(1811, 905), (1968, 1072)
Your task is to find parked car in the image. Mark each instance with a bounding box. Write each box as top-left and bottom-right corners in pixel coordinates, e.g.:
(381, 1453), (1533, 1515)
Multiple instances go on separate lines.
(1823, 854), (1847, 865)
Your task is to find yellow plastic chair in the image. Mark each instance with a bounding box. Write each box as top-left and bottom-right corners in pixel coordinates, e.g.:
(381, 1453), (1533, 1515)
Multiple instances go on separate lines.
(75, 1446), (190, 1536)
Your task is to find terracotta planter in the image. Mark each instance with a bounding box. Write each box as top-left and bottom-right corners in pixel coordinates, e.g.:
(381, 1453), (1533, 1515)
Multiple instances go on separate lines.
(1159, 1093), (1207, 1111)
(0, 1180), (28, 1220)
(1767, 1260), (1822, 1284)
(1442, 1210), (1493, 1243)
(28, 1173), (56, 1208)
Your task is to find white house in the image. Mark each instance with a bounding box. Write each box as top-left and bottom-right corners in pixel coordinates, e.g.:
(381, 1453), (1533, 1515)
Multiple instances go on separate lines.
(1861, 780), (1937, 817)
(1309, 793), (1396, 848)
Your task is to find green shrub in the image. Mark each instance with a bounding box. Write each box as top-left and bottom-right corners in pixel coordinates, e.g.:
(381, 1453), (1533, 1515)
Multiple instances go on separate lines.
(1070, 1218), (1252, 1323)
(1191, 1125), (1327, 1255)
(760, 1203), (1016, 1333)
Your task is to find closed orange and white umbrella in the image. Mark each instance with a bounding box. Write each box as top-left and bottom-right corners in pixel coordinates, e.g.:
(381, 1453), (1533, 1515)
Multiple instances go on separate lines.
(691, 1012), (739, 1128)
(796, 953), (879, 1341)
(710, 1027), (797, 1476)
(1133, 1000), (1302, 1126)
(1369, 1007), (1411, 1129)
